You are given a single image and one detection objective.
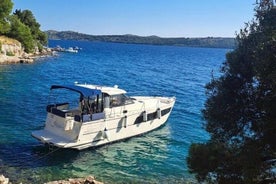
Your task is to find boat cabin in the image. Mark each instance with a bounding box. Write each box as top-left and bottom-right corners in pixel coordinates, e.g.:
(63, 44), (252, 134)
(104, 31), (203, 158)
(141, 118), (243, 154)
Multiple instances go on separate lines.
(46, 84), (133, 122)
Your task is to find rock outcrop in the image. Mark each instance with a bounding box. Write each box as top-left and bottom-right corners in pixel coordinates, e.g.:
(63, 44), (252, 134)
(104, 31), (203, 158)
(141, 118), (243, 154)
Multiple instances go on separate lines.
(45, 176), (103, 184)
(0, 175), (103, 184)
(0, 175), (10, 184)
(1, 42), (23, 56)
(0, 36), (28, 64)
(0, 36), (52, 64)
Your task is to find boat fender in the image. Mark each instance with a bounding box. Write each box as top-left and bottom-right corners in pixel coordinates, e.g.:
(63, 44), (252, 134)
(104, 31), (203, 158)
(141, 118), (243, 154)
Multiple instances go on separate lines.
(124, 115), (127, 128)
(157, 108), (161, 119)
(143, 111), (147, 122)
(102, 128), (109, 140)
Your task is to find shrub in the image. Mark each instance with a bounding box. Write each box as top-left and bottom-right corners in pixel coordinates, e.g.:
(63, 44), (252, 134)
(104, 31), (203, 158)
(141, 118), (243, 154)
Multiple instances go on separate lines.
(6, 51), (14, 56)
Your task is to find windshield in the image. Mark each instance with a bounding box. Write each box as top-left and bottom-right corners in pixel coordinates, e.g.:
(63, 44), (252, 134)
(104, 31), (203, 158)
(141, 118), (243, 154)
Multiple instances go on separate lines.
(110, 94), (133, 107)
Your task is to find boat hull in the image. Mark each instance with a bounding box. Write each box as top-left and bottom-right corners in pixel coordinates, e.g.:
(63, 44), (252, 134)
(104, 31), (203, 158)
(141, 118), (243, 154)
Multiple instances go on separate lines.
(32, 99), (175, 150)
(32, 86), (175, 150)
(32, 103), (174, 150)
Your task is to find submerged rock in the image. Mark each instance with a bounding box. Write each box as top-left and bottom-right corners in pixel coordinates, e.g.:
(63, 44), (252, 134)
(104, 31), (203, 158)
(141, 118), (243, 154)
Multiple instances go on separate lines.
(0, 175), (10, 184)
(0, 174), (103, 184)
(45, 176), (103, 184)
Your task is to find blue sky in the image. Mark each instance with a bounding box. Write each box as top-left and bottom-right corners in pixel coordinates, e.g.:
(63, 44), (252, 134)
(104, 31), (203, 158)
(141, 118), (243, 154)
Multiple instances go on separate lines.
(12, 0), (256, 37)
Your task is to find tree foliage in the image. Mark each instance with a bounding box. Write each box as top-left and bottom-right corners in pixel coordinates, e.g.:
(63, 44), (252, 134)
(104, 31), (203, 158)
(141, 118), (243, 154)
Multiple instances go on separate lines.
(0, 1), (47, 53)
(14, 9), (47, 46)
(8, 15), (34, 53)
(0, 0), (13, 34)
(187, 1), (276, 183)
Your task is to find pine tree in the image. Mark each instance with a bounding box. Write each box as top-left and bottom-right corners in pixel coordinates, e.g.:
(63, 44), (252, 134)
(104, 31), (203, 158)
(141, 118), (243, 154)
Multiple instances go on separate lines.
(187, 1), (276, 183)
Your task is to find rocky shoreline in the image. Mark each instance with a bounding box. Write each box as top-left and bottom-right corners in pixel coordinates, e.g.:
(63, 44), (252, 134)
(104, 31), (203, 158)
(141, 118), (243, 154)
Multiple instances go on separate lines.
(0, 174), (103, 184)
(0, 36), (55, 64)
(0, 48), (54, 64)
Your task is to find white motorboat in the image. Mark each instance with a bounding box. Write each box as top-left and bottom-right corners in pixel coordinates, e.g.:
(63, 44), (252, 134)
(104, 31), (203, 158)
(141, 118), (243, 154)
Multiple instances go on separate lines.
(65, 47), (78, 53)
(32, 83), (175, 150)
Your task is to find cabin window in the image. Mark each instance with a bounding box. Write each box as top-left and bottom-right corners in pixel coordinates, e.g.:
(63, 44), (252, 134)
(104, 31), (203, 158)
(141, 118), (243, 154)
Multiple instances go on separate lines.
(161, 107), (171, 116)
(103, 94), (110, 108)
(81, 94), (104, 114)
(81, 96), (94, 114)
(110, 94), (133, 107)
(97, 94), (104, 112)
(124, 95), (134, 105)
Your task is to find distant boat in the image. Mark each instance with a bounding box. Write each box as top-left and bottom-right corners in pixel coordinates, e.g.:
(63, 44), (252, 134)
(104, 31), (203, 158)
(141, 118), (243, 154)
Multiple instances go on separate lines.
(32, 83), (176, 150)
(52, 46), (78, 53)
(65, 47), (78, 53)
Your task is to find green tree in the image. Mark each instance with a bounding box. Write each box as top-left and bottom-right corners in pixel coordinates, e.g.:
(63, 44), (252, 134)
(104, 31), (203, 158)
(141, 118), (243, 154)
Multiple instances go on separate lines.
(14, 9), (48, 46)
(187, 0), (276, 183)
(0, 0), (13, 34)
(8, 15), (34, 53)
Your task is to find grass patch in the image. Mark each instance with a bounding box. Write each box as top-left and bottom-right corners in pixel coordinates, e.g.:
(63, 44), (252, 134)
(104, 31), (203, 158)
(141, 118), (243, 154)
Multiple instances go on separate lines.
(0, 36), (21, 46)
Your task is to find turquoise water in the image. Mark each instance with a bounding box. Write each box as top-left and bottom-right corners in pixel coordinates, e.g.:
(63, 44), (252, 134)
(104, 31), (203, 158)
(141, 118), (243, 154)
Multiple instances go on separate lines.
(0, 40), (230, 183)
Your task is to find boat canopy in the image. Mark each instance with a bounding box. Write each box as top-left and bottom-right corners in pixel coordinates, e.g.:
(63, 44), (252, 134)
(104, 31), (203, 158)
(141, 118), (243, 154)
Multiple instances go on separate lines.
(51, 85), (101, 97)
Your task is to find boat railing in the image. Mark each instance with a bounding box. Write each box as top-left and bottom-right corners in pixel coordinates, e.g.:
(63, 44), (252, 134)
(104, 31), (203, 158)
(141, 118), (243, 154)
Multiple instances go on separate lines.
(74, 112), (105, 122)
(86, 112), (105, 122)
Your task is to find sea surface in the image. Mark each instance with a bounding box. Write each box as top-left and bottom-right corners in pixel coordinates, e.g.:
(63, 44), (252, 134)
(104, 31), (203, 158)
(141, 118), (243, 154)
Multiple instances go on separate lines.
(0, 40), (230, 183)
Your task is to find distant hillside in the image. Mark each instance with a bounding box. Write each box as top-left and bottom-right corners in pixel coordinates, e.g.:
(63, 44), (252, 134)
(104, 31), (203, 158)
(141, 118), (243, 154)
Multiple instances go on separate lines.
(46, 30), (236, 49)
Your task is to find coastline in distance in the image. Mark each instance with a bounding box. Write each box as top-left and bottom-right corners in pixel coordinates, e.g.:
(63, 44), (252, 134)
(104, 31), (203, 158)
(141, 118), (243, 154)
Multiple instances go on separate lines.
(46, 30), (236, 49)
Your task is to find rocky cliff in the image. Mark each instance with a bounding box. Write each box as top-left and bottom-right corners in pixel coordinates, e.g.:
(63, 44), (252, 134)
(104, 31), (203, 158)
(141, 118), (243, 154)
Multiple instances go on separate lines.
(0, 36), (50, 64)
